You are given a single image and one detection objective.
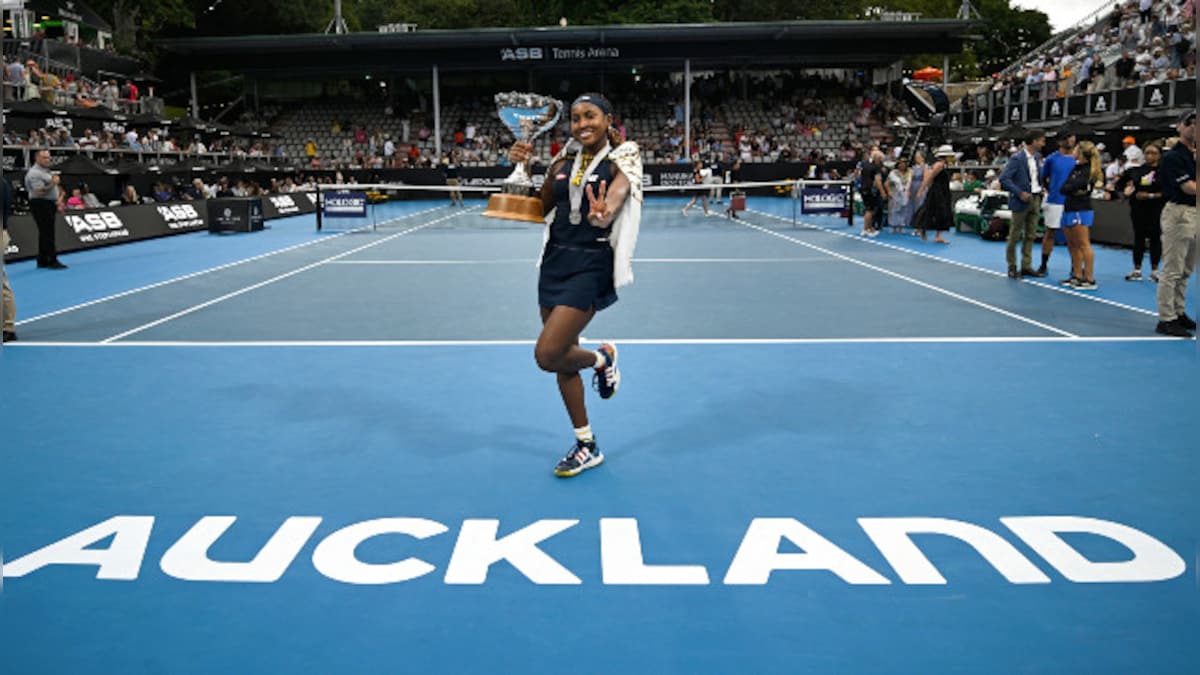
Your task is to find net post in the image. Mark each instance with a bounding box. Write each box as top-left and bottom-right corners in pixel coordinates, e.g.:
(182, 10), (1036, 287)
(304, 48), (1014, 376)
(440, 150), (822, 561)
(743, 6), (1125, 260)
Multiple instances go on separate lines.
(315, 184), (323, 232)
(793, 179), (800, 229)
(845, 182), (854, 228)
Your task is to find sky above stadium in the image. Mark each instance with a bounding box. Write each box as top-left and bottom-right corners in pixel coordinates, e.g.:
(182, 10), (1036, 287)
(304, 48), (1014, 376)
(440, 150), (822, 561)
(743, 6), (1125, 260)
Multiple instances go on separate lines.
(1013, 0), (1107, 32)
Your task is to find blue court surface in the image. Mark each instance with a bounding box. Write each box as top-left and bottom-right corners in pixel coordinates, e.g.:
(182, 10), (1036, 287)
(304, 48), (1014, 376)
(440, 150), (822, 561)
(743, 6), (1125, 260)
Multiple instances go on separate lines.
(2, 198), (1197, 674)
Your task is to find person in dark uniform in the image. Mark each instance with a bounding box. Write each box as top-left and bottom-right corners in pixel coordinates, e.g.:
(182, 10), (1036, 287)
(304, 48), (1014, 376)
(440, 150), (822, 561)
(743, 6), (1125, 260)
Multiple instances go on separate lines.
(24, 149), (67, 269)
(912, 145), (955, 244)
(1114, 142), (1166, 282)
(508, 92), (641, 477)
(858, 150), (886, 237)
(1155, 112), (1197, 337)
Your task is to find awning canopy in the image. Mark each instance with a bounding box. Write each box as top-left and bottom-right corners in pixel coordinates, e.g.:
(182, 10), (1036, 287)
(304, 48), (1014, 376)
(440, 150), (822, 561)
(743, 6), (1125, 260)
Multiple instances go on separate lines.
(21, 0), (113, 32)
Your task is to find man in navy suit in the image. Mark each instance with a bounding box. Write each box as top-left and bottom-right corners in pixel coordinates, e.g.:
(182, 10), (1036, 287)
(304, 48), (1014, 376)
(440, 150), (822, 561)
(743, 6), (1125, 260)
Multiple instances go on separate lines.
(999, 129), (1047, 278)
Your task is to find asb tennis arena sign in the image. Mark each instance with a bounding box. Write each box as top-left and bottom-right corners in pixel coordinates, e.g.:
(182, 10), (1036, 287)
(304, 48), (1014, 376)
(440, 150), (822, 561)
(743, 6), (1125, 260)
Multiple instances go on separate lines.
(2, 515), (1184, 586)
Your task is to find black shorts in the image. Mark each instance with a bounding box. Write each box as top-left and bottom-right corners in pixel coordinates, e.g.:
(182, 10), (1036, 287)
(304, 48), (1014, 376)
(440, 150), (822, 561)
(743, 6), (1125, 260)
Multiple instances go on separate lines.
(863, 192), (884, 215)
(538, 243), (618, 312)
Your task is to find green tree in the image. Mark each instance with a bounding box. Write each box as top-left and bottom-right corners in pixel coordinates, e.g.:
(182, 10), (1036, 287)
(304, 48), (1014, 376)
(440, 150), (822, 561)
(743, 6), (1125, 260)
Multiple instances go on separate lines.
(867, 0), (1050, 78)
(88, 0), (196, 54)
(712, 0), (867, 21)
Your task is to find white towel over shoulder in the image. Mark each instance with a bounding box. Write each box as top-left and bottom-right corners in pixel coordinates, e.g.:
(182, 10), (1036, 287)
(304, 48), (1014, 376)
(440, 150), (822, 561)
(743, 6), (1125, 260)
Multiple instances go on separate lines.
(538, 139), (643, 288)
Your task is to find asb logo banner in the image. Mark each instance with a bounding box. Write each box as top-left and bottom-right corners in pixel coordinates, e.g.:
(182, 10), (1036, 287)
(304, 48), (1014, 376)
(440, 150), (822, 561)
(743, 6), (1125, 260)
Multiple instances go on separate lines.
(64, 211), (129, 243)
(156, 204), (204, 230)
(324, 190), (368, 218)
(801, 187), (847, 214)
(269, 195), (301, 215)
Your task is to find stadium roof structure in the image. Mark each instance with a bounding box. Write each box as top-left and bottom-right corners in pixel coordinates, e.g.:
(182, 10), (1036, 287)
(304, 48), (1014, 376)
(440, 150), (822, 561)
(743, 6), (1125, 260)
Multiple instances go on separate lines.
(20, 0), (113, 32)
(158, 20), (977, 77)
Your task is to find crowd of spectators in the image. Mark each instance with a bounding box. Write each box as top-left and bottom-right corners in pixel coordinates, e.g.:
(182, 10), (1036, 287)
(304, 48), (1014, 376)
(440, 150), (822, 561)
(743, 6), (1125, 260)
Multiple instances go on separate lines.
(968, 0), (1195, 107)
(3, 125), (284, 161)
(3, 55), (146, 112)
(287, 72), (899, 173)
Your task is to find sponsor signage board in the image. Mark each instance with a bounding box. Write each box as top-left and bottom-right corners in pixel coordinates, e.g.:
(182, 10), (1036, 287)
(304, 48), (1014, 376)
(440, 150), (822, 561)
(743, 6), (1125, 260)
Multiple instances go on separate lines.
(801, 187), (848, 214)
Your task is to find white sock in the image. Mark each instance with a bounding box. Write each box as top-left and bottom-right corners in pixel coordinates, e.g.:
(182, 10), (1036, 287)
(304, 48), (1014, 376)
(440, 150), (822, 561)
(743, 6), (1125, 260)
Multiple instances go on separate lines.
(593, 351), (607, 369)
(574, 425), (594, 443)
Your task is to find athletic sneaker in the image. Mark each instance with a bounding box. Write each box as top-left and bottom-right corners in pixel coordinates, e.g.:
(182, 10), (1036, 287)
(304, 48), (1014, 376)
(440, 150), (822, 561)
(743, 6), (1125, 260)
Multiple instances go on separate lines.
(1151, 271), (1160, 282)
(1125, 270), (1143, 281)
(554, 439), (604, 477)
(593, 343), (620, 399)
(1059, 276), (1080, 286)
(1156, 319), (1194, 338)
(1074, 279), (1097, 291)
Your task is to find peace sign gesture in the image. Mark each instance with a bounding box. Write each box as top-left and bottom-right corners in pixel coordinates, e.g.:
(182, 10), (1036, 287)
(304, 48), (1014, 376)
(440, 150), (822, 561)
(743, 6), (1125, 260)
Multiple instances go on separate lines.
(585, 179), (610, 226)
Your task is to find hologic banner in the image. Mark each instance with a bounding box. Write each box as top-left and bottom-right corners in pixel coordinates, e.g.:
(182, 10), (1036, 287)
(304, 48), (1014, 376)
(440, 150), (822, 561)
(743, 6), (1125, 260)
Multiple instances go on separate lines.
(323, 190), (368, 218)
(800, 187), (848, 214)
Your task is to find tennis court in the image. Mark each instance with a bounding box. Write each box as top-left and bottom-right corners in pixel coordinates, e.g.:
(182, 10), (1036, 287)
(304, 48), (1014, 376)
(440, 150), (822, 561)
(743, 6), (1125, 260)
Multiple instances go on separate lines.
(1, 190), (1196, 673)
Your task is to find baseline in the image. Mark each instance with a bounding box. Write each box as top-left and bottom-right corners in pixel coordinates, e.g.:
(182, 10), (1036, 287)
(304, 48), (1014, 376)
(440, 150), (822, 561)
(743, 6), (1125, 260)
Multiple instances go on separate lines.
(7, 336), (1182, 348)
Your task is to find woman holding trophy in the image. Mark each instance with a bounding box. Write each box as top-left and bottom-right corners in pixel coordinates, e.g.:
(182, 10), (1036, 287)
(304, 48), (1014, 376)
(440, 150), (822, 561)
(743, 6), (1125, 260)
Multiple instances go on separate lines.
(507, 92), (642, 478)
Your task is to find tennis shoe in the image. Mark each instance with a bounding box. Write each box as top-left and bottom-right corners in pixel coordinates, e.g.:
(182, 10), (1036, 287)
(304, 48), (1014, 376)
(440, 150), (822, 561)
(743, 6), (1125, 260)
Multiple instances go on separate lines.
(1156, 319), (1193, 338)
(593, 343), (620, 399)
(1125, 270), (1143, 281)
(554, 440), (604, 477)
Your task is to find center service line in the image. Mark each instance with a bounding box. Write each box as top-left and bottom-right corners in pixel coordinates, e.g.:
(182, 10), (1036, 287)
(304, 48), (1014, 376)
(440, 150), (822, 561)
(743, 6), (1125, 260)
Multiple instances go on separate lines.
(100, 208), (476, 344)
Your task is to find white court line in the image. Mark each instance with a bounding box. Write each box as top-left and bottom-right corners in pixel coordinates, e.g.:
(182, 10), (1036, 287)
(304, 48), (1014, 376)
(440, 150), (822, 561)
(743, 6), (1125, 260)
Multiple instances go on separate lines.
(6, 336), (1185, 348)
(326, 257), (835, 265)
(755, 209), (1158, 318)
(99, 207), (475, 343)
(734, 217), (1079, 338)
(15, 205), (448, 327)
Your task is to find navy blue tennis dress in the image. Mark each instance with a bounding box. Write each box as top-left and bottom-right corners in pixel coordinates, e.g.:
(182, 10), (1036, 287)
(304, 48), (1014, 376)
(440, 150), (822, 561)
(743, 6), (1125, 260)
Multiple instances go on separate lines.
(538, 156), (618, 312)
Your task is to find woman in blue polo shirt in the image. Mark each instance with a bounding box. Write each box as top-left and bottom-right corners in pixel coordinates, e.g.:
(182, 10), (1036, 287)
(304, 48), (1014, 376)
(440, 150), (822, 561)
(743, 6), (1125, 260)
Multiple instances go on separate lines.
(1059, 140), (1104, 290)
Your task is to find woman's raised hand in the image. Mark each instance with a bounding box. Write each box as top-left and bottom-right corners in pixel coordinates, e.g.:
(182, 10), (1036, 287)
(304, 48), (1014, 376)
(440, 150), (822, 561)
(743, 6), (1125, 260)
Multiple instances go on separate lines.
(509, 141), (534, 165)
(585, 179), (610, 225)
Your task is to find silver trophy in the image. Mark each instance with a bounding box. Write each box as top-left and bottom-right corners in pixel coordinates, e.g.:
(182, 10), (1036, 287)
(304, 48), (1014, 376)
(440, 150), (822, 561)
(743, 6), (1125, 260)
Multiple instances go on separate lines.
(482, 91), (563, 222)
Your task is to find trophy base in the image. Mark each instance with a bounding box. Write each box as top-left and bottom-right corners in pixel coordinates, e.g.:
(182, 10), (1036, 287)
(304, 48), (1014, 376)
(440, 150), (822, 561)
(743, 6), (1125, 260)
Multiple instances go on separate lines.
(482, 193), (546, 223)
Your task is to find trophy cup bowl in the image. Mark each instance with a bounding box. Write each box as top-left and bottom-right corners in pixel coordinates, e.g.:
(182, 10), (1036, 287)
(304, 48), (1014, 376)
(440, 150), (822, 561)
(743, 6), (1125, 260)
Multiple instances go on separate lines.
(483, 92), (563, 223)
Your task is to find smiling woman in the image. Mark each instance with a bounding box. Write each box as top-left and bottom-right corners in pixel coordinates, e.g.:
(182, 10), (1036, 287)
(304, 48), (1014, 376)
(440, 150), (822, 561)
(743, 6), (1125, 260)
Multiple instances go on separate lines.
(507, 92), (643, 478)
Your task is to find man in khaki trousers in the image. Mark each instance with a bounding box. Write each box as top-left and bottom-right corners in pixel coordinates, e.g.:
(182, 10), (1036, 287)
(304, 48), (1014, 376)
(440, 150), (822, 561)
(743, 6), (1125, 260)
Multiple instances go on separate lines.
(1154, 112), (1197, 338)
(2, 175), (15, 342)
